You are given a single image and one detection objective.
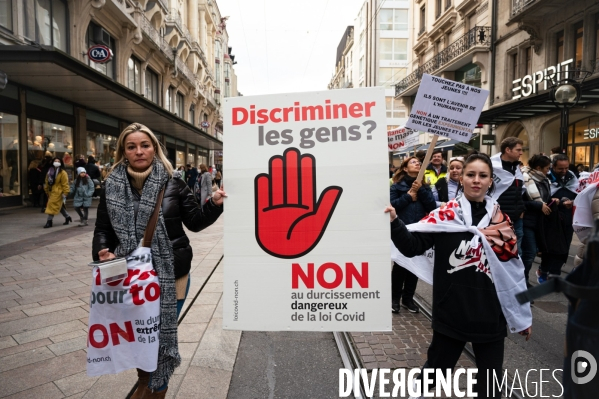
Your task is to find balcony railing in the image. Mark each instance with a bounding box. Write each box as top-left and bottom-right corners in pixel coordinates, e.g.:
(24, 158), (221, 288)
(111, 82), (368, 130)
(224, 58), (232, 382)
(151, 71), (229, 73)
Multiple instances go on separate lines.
(166, 8), (193, 44)
(395, 26), (491, 97)
(512, 0), (537, 16)
(139, 13), (173, 61)
(175, 58), (196, 85)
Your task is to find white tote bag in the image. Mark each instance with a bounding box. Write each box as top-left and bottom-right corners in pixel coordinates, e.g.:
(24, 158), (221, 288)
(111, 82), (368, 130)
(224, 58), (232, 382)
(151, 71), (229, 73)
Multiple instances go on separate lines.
(87, 246), (161, 376)
(87, 188), (165, 377)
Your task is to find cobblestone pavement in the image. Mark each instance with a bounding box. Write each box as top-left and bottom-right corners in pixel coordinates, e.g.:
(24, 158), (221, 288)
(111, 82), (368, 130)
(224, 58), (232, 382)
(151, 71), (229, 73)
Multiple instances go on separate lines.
(0, 206), (237, 399)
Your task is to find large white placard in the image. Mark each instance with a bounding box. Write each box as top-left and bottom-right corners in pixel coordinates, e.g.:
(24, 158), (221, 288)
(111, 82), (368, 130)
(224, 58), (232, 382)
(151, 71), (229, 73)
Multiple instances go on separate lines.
(223, 88), (391, 331)
(405, 73), (489, 143)
(387, 126), (419, 152)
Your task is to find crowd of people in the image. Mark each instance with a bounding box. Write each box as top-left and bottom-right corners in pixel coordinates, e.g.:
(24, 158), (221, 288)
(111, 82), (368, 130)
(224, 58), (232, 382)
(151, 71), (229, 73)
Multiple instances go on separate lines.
(388, 138), (590, 398)
(28, 150), (222, 229)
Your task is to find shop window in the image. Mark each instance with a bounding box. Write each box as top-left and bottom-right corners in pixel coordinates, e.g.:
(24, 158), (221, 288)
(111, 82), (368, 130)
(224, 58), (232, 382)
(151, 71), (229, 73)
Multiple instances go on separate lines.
(574, 21), (583, 73)
(176, 92), (184, 118)
(176, 139), (186, 169)
(187, 144), (195, 166)
(85, 21), (115, 79)
(22, 0), (68, 51)
(26, 118), (73, 181)
(556, 30), (564, 65)
(145, 68), (159, 104)
(0, 0), (12, 30)
(127, 56), (141, 93)
(385, 97), (406, 119)
(0, 113), (19, 197)
(455, 63), (482, 88)
(86, 132), (117, 167)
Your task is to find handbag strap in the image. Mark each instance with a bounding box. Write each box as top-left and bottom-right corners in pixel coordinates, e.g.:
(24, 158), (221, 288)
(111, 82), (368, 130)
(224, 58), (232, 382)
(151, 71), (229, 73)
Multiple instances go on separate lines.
(141, 187), (166, 248)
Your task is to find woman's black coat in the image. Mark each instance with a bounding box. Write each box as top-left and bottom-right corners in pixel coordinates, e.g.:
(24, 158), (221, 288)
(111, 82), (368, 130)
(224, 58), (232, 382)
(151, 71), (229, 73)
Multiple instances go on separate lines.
(92, 177), (223, 278)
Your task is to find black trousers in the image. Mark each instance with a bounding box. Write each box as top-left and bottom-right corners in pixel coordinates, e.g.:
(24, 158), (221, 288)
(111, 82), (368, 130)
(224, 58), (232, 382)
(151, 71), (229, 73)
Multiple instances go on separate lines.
(391, 262), (418, 303)
(422, 330), (505, 399)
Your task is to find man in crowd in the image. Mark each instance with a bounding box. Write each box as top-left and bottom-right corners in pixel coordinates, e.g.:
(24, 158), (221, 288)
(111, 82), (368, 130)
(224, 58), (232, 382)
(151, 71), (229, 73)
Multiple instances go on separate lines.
(423, 149), (447, 185)
(186, 164), (198, 190)
(85, 156), (101, 182)
(491, 137), (525, 251)
(538, 154), (579, 282)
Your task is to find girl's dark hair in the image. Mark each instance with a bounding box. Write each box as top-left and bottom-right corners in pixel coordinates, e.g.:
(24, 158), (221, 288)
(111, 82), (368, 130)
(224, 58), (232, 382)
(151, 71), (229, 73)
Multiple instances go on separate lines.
(457, 151), (496, 196)
(528, 154), (551, 170)
(392, 156), (425, 184)
(52, 158), (65, 169)
(75, 173), (89, 189)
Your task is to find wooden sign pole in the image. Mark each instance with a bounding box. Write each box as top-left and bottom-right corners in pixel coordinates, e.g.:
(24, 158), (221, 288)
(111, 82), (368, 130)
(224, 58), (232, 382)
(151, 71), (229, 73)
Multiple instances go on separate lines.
(416, 135), (439, 183)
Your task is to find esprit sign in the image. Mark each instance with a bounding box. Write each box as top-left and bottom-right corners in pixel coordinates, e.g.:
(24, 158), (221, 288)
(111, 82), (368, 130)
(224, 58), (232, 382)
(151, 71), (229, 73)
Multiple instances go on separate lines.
(584, 127), (599, 140)
(87, 45), (113, 63)
(512, 59), (573, 99)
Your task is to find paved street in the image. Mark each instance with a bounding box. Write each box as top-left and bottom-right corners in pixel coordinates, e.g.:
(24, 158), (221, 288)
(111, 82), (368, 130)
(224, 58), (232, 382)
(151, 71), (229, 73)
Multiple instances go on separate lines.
(0, 204), (237, 399)
(0, 204), (573, 398)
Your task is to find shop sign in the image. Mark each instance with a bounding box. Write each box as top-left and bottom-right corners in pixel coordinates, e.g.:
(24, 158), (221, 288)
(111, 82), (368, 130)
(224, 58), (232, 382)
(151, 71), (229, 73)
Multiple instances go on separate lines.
(87, 45), (113, 63)
(482, 134), (496, 145)
(584, 128), (599, 140)
(201, 121), (210, 128)
(512, 59), (573, 99)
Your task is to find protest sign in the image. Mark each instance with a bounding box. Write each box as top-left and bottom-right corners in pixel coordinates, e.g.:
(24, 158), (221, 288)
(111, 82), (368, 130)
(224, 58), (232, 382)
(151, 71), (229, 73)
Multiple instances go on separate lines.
(405, 73), (489, 143)
(223, 88), (391, 331)
(388, 126), (419, 152)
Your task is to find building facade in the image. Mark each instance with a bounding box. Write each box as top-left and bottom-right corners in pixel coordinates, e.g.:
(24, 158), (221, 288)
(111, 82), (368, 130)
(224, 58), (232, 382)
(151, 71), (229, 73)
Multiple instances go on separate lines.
(0, 0), (238, 207)
(479, 0), (599, 167)
(394, 0), (492, 158)
(328, 0), (410, 134)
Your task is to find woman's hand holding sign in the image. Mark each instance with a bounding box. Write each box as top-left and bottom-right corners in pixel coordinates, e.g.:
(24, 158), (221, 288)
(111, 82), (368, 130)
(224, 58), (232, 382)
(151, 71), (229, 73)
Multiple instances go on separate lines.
(254, 148), (343, 258)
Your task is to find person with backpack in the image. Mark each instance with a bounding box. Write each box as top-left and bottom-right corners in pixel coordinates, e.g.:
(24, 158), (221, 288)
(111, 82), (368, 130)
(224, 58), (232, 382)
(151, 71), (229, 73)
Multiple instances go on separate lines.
(71, 167), (95, 226)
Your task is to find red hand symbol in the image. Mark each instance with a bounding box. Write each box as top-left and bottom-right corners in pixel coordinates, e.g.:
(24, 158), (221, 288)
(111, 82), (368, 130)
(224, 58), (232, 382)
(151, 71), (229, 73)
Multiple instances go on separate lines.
(255, 148), (343, 258)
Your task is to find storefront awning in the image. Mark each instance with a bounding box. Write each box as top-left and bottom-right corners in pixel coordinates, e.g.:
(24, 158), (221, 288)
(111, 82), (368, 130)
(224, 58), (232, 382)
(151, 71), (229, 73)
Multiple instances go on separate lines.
(0, 46), (222, 150)
(478, 75), (599, 125)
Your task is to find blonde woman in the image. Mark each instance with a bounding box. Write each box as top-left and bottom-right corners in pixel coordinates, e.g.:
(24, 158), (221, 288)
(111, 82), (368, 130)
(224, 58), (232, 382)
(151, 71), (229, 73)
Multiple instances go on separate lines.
(92, 123), (226, 398)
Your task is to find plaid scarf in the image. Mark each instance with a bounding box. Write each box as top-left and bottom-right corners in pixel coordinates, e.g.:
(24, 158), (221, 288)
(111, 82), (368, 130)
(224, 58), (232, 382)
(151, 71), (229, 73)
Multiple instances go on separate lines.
(104, 160), (180, 389)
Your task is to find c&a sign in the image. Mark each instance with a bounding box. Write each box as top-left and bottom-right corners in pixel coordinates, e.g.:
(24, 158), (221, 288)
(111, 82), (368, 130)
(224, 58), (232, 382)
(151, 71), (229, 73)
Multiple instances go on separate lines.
(87, 44), (113, 63)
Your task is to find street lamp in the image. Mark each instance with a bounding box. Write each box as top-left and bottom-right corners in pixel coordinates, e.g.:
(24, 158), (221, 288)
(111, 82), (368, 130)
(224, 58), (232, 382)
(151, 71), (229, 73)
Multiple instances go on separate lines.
(550, 79), (581, 153)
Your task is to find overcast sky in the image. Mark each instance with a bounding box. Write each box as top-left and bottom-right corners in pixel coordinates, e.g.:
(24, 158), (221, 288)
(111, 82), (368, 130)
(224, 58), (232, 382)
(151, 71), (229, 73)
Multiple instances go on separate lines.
(217, 0), (366, 96)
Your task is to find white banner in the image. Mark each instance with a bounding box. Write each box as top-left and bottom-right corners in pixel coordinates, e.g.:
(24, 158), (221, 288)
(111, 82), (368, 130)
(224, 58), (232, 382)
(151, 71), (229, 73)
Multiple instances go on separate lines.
(405, 74), (489, 143)
(223, 88), (391, 331)
(387, 126), (419, 152)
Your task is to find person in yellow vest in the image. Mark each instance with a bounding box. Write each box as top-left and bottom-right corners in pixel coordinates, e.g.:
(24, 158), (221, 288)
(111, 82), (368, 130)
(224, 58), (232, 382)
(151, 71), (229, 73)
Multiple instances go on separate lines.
(423, 149), (447, 185)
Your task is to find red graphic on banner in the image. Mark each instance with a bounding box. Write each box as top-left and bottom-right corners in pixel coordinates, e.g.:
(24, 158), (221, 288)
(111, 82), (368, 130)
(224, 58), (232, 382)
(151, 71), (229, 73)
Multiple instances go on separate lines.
(254, 148), (343, 258)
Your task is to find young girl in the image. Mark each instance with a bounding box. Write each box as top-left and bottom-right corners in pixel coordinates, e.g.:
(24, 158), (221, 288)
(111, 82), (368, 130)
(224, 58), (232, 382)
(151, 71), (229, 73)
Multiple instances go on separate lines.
(72, 167), (95, 226)
(386, 152), (532, 398)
